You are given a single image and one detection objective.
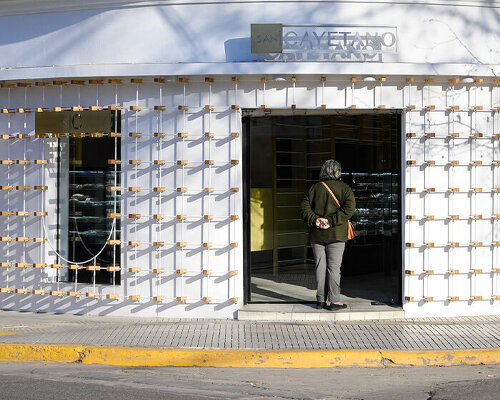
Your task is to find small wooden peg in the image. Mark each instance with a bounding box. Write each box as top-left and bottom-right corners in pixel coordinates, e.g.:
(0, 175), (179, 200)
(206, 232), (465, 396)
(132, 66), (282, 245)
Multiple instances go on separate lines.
(448, 296), (460, 301)
(128, 241), (141, 246)
(406, 215), (416, 220)
(424, 242), (435, 247)
(176, 296), (187, 302)
(176, 214), (187, 220)
(107, 213), (120, 218)
(15, 262), (30, 267)
(34, 186), (48, 190)
(448, 188), (460, 192)
(153, 160), (166, 165)
(448, 215), (460, 220)
(153, 214), (165, 219)
(202, 297), (212, 303)
(204, 187), (214, 193)
(423, 296), (434, 302)
(106, 294), (119, 299)
(425, 133), (435, 138)
(230, 160), (239, 165)
(470, 295), (483, 301)
(231, 105), (240, 110)
(404, 296), (414, 302)
(424, 78), (435, 84)
(229, 270), (238, 276)
(153, 187), (165, 192)
(106, 266), (120, 272)
(204, 132), (215, 138)
(469, 160), (482, 166)
(425, 161), (436, 166)
(129, 132), (142, 138)
(230, 188), (239, 193)
(424, 105), (435, 111)
(203, 242), (213, 248)
(203, 215), (213, 220)
(405, 270), (414, 275)
(470, 214), (483, 219)
(129, 105), (141, 111)
(204, 160), (214, 165)
(129, 295), (141, 301)
(108, 79), (122, 84)
(178, 132), (189, 138)
(128, 267), (141, 273)
(202, 269), (212, 275)
(49, 291), (64, 296)
(178, 105), (188, 111)
(448, 160), (460, 166)
(0, 288), (13, 293)
(86, 265), (100, 271)
(128, 213), (141, 219)
(154, 106), (166, 111)
(204, 105), (214, 111)
(153, 241), (164, 247)
(447, 269), (459, 274)
(406, 160), (416, 166)
(15, 288), (30, 294)
(176, 269), (187, 274)
(86, 292), (100, 298)
(128, 187), (141, 192)
(448, 133), (460, 138)
(107, 239), (121, 245)
(33, 264), (46, 269)
(176, 242), (187, 247)
(130, 78), (142, 84)
(33, 237), (47, 243)
(230, 297), (238, 303)
(153, 268), (165, 274)
(448, 242), (460, 247)
(67, 291), (81, 297)
(230, 242), (238, 248)
(406, 133), (416, 138)
(177, 187), (188, 193)
(153, 296), (165, 302)
(406, 188), (416, 193)
(129, 160), (141, 165)
(231, 132), (240, 138)
(154, 132), (166, 138)
(469, 242), (483, 247)
(405, 243), (415, 248)
(230, 215), (239, 221)
(33, 289), (46, 295)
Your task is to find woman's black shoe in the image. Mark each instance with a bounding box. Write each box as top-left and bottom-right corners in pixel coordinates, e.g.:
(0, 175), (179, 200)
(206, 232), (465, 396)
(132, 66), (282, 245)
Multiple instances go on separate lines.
(316, 302), (325, 310)
(328, 303), (347, 311)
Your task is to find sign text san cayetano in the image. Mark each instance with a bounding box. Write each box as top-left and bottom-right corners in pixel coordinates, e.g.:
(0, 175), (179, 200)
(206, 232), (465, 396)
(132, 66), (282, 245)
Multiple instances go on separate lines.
(251, 24), (397, 62)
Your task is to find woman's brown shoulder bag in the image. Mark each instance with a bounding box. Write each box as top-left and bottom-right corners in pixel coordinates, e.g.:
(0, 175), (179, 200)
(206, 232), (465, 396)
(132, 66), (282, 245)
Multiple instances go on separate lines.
(321, 181), (356, 240)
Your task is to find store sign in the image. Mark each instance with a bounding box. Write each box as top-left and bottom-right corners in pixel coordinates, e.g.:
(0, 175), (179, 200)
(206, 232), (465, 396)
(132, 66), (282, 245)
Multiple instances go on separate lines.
(251, 24), (397, 62)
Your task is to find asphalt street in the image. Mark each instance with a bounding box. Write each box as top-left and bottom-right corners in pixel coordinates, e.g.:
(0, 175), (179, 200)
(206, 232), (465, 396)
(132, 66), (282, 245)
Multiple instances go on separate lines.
(0, 362), (497, 400)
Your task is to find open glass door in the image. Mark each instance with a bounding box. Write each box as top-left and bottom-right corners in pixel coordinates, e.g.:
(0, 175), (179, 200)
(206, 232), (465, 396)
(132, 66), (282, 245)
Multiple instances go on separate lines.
(243, 112), (402, 305)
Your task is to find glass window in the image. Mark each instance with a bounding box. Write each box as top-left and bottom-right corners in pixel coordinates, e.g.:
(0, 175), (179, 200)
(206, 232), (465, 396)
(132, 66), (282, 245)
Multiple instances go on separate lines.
(56, 112), (121, 284)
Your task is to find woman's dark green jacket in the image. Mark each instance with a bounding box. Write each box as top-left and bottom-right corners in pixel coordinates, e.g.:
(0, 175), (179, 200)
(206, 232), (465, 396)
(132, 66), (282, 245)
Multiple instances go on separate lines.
(301, 179), (356, 242)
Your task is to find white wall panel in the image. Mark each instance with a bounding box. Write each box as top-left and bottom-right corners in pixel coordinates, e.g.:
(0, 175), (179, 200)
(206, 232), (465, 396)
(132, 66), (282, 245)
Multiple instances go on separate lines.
(0, 76), (497, 318)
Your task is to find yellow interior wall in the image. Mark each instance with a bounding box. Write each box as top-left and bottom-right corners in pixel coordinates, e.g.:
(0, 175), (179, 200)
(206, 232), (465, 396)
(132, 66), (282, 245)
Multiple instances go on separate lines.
(250, 188), (274, 252)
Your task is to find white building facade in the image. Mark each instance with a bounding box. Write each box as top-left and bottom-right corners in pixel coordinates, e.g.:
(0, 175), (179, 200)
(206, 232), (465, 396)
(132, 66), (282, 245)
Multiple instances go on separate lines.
(0, 0), (498, 319)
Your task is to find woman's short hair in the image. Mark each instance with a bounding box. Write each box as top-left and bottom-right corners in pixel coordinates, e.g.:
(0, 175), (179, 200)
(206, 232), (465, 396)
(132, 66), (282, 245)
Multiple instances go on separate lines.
(319, 160), (342, 180)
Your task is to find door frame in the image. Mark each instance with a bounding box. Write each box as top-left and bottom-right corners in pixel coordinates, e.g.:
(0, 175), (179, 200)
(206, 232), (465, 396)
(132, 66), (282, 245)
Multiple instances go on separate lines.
(241, 108), (403, 305)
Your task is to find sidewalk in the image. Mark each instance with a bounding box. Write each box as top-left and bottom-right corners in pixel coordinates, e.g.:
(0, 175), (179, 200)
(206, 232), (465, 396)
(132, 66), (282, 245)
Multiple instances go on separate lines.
(0, 311), (498, 367)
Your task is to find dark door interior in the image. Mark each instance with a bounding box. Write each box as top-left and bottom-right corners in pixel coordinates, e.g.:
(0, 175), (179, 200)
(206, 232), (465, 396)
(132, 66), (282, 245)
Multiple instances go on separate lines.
(243, 112), (402, 305)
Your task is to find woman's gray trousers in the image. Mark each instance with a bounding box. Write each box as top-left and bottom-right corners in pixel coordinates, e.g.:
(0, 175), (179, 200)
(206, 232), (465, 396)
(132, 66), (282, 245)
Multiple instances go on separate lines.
(311, 241), (346, 303)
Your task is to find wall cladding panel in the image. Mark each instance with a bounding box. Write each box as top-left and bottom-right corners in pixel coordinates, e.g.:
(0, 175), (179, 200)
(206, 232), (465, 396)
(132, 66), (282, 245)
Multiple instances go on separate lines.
(0, 76), (497, 318)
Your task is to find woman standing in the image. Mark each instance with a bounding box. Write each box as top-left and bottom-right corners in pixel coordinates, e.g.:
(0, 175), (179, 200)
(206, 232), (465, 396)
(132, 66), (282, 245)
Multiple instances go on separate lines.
(301, 160), (356, 311)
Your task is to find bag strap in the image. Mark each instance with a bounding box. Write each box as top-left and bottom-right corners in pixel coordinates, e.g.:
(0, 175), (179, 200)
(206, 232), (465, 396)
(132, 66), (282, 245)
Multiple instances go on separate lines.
(321, 181), (341, 208)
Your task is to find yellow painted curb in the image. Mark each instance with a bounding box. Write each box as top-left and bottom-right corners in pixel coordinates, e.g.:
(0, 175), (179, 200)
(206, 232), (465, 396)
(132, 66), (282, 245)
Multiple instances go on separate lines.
(0, 344), (498, 367)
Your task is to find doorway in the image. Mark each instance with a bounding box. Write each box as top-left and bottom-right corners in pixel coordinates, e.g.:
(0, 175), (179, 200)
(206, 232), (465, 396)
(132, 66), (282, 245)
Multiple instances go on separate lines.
(243, 110), (402, 306)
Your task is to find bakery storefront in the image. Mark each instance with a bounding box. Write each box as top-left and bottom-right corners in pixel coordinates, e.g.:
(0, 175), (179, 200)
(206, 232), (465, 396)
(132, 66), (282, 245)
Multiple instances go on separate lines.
(0, 0), (498, 319)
